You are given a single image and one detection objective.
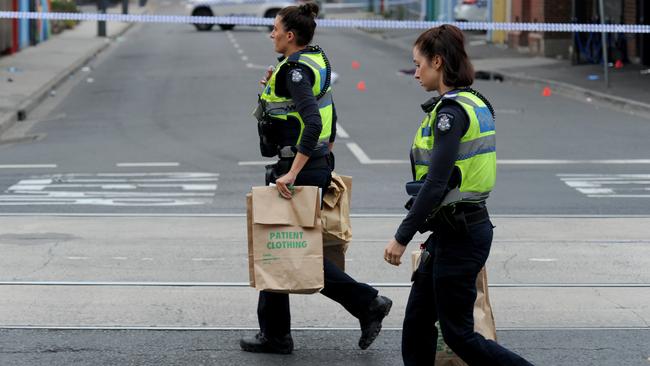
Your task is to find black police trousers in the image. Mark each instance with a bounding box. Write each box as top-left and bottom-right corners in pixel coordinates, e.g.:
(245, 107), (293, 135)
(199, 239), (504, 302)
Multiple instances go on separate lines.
(258, 163), (378, 338)
(402, 216), (533, 366)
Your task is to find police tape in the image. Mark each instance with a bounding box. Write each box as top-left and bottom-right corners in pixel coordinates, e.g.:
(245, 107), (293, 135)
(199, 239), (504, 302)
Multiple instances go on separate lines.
(1, 11), (650, 33)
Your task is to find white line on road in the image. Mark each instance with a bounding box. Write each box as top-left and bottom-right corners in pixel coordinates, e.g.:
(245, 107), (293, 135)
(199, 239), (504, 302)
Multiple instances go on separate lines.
(0, 325), (647, 331)
(528, 258), (558, 262)
(191, 258), (221, 262)
(0, 164), (57, 169)
(241, 55), (248, 61)
(1, 213), (650, 218)
(346, 142), (409, 164)
(588, 194), (650, 198)
(238, 161), (274, 166)
(116, 162), (180, 167)
(336, 125), (350, 139)
(66, 257), (89, 260)
(245, 63), (268, 70)
(0, 281), (648, 288)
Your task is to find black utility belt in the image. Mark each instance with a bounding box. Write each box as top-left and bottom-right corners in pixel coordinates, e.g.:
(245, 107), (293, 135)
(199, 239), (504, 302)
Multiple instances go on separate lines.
(278, 154), (329, 168)
(457, 205), (489, 226)
(421, 203), (489, 234)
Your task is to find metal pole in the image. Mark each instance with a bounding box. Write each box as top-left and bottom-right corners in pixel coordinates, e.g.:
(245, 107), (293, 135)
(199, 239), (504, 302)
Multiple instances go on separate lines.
(448, 0), (454, 22)
(122, 0), (128, 15)
(486, 0), (493, 42)
(598, 0), (609, 88)
(97, 0), (106, 37)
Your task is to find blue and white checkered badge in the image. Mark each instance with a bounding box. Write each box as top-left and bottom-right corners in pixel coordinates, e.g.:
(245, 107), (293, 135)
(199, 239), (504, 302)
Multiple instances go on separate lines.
(291, 70), (303, 83)
(436, 113), (452, 132)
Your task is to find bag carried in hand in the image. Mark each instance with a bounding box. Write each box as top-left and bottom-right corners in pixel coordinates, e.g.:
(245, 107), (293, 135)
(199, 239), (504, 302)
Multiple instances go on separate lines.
(436, 267), (497, 366)
(247, 186), (324, 294)
(321, 173), (352, 246)
(321, 173), (352, 271)
(411, 251), (497, 365)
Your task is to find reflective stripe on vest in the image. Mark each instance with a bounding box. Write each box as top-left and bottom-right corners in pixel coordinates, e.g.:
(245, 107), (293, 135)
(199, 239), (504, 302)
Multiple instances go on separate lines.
(259, 48), (333, 151)
(411, 91), (496, 207)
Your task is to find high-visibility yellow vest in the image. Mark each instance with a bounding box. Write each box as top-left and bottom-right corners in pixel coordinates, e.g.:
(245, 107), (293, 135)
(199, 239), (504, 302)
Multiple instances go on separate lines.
(260, 46), (333, 154)
(411, 90), (496, 207)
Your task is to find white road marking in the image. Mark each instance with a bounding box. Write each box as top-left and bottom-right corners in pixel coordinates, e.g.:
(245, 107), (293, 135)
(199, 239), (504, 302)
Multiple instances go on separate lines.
(241, 55), (248, 61)
(336, 124), (349, 139)
(191, 258), (220, 262)
(116, 162), (179, 167)
(238, 161), (275, 166)
(0, 281), (647, 288)
(346, 143), (408, 164)
(0, 325), (645, 331)
(66, 256), (89, 260)
(560, 174), (650, 198)
(0, 164), (57, 169)
(0, 172), (219, 206)
(0, 213), (647, 218)
(528, 258), (558, 262)
(112, 257), (128, 260)
(141, 258), (154, 261)
(246, 63), (269, 70)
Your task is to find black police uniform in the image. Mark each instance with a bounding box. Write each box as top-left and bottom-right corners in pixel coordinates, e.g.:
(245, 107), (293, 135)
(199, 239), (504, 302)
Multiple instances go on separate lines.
(242, 49), (390, 354)
(396, 91), (534, 366)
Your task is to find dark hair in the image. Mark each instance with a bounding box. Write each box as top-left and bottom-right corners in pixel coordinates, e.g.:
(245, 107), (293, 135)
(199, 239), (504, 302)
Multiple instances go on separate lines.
(278, 2), (319, 46)
(414, 24), (474, 87)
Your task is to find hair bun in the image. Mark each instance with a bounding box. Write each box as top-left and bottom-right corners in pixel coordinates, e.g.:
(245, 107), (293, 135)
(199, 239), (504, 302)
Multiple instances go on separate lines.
(298, 2), (319, 18)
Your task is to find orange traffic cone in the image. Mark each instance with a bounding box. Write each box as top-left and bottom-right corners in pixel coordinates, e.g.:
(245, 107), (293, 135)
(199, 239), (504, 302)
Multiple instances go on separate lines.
(542, 86), (552, 97)
(356, 80), (366, 91)
(352, 60), (360, 70)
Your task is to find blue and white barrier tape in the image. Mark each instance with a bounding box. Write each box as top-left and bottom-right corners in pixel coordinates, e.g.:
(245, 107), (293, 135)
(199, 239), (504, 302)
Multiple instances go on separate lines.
(1, 11), (650, 33)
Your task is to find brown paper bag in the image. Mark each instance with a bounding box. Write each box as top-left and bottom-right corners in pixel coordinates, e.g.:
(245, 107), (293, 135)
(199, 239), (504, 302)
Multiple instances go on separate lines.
(411, 252), (497, 365)
(321, 173), (352, 247)
(247, 186), (324, 294)
(247, 193), (255, 287)
(435, 267), (497, 366)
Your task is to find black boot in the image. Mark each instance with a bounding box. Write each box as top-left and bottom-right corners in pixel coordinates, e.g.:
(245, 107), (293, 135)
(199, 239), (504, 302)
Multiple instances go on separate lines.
(358, 295), (393, 350)
(240, 332), (294, 354)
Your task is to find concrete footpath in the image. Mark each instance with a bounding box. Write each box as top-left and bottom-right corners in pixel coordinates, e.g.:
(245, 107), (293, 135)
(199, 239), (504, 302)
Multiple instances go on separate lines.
(0, 3), (147, 136)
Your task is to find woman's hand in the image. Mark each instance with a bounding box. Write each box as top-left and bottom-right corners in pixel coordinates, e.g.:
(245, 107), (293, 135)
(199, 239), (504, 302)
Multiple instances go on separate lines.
(275, 171), (297, 199)
(384, 238), (406, 266)
(260, 66), (274, 86)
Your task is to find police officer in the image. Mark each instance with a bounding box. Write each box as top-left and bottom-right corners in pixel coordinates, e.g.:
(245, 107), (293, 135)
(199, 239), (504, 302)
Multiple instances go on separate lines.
(241, 2), (392, 354)
(383, 25), (534, 366)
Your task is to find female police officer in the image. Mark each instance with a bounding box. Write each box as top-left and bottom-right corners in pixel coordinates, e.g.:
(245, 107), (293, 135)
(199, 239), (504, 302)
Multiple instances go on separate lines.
(241, 2), (392, 354)
(383, 25), (534, 366)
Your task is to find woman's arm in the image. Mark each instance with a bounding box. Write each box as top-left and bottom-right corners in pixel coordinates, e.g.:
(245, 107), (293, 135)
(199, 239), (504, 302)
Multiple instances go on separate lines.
(274, 66), (323, 199)
(394, 103), (468, 246)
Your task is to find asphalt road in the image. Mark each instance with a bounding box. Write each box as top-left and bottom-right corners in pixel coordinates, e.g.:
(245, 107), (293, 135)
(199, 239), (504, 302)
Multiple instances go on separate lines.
(1, 1), (650, 365)
(1, 4), (650, 214)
